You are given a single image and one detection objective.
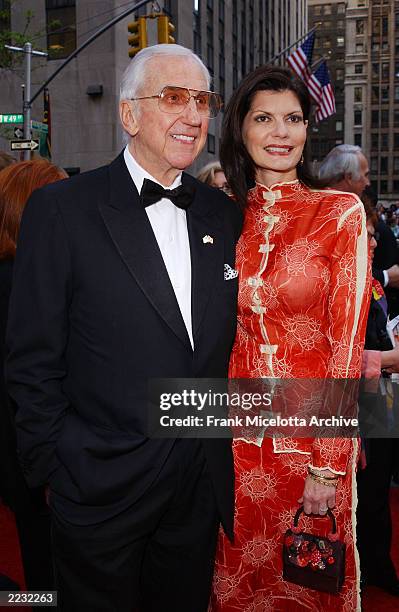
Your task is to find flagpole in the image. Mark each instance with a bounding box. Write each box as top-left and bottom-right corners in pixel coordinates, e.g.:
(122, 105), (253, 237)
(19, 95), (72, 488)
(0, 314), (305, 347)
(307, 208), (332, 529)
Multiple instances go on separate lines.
(269, 22), (322, 64)
(310, 51), (332, 72)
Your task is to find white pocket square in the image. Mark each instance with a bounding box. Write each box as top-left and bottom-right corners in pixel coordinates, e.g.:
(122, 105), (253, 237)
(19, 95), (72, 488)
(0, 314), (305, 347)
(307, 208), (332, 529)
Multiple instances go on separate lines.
(224, 263), (238, 280)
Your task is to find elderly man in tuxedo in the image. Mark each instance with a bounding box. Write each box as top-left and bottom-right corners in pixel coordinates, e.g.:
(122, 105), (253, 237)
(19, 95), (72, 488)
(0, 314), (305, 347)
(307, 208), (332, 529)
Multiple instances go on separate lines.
(6, 44), (242, 612)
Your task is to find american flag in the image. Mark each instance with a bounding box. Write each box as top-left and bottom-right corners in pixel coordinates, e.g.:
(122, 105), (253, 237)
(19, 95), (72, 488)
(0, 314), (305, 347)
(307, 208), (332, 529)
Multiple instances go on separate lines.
(309, 61), (336, 122)
(287, 32), (315, 83)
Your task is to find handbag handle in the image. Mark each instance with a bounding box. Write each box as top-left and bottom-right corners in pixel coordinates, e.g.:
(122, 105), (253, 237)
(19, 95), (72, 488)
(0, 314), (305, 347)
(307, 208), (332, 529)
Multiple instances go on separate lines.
(291, 505), (339, 541)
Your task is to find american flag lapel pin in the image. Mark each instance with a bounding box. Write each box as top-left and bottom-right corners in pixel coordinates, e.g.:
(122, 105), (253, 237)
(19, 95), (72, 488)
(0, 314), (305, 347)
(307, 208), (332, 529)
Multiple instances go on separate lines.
(202, 235), (214, 244)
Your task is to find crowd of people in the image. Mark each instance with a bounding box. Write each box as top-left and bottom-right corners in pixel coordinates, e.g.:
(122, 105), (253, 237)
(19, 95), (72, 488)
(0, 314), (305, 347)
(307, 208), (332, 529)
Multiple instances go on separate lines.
(0, 43), (398, 612)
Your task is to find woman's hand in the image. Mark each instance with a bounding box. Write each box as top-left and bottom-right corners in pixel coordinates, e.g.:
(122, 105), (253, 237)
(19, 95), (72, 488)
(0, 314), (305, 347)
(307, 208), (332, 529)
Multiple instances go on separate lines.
(298, 470), (337, 515)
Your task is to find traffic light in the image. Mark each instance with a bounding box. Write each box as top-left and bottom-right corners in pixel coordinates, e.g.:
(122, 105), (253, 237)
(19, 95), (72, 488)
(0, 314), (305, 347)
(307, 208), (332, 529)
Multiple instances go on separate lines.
(128, 17), (148, 58)
(157, 15), (176, 44)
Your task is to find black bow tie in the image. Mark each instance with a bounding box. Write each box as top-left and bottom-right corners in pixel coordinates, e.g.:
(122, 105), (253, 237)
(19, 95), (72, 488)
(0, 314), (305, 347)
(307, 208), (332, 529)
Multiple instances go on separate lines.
(140, 178), (195, 210)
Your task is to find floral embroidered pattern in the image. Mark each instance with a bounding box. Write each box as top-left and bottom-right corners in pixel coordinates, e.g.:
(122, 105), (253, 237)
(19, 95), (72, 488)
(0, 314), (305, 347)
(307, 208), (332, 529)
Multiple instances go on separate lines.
(210, 182), (370, 612)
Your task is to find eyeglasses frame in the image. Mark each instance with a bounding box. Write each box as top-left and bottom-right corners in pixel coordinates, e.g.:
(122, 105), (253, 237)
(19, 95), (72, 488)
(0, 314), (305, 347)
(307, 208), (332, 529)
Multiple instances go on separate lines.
(129, 85), (223, 118)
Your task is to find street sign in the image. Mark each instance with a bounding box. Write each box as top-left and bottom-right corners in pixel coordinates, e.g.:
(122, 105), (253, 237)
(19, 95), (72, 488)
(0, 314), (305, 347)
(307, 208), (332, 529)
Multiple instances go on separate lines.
(31, 119), (48, 133)
(11, 139), (39, 151)
(14, 127), (24, 139)
(0, 114), (23, 124)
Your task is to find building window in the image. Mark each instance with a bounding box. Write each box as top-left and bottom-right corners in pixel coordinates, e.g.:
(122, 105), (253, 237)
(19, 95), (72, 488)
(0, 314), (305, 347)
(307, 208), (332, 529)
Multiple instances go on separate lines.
(356, 20), (364, 35)
(373, 18), (381, 36)
(371, 158), (378, 173)
(336, 120), (343, 132)
(394, 110), (399, 126)
(382, 63), (390, 80)
(393, 180), (399, 193)
(382, 16), (388, 36)
(323, 39), (332, 49)
(395, 133), (399, 148)
(395, 86), (399, 101)
(46, 0), (76, 60)
(355, 64), (363, 74)
(336, 68), (344, 80)
(354, 110), (362, 126)
(193, 4), (201, 55)
(381, 109), (389, 127)
(381, 133), (389, 149)
(354, 87), (362, 103)
(371, 133), (379, 149)
(370, 180), (378, 193)
(356, 43), (364, 53)
(394, 157), (399, 172)
(337, 36), (344, 47)
(313, 6), (322, 16)
(337, 3), (345, 14)
(354, 133), (362, 147)
(372, 110), (379, 127)
(324, 5), (331, 15)
(382, 86), (389, 102)
(381, 180), (388, 194)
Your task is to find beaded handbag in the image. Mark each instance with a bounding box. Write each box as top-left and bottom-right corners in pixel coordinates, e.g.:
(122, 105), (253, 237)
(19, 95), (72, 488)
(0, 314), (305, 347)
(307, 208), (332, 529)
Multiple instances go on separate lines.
(282, 506), (346, 594)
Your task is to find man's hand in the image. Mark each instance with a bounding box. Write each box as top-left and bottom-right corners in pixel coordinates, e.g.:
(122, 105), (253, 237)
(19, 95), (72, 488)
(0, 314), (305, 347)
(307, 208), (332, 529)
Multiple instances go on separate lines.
(381, 338), (399, 373)
(386, 264), (399, 288)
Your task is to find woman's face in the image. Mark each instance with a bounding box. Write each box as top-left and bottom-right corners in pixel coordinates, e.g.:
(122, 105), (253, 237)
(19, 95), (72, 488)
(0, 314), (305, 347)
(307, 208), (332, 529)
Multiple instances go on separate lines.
(367, 220), (377, 261)
(211, 171), (228, 191)
(241, 89), (308, 186)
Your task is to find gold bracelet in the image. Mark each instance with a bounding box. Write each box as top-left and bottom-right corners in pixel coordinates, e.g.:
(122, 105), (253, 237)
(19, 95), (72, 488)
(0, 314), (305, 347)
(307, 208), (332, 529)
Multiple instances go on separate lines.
(308, 473), (338, 488)
(308, 467), (338, 480)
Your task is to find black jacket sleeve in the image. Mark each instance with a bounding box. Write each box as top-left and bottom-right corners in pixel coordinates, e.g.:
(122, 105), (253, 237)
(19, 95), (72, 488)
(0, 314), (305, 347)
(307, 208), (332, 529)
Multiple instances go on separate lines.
(5, 188), (72, 487)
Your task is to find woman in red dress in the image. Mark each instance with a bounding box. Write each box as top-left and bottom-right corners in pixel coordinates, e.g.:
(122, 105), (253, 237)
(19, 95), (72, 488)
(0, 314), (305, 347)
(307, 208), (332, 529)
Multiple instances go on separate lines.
(210, 66), (370, 611)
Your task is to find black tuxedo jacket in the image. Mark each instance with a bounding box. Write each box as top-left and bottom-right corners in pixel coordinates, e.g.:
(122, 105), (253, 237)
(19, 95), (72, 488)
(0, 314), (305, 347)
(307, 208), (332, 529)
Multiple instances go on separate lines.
(5, 153), (242, 538)
(373, 220), (399, 317)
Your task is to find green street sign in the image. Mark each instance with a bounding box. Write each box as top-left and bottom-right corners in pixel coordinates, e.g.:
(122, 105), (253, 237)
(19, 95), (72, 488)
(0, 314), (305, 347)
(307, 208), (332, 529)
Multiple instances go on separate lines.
(31, 119), (48, 133)
(0, 114), (23, 124)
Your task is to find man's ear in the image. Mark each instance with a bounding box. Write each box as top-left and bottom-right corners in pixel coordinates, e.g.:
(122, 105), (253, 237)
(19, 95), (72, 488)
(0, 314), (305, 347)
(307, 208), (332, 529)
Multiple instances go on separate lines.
(119, 100), (139, 137)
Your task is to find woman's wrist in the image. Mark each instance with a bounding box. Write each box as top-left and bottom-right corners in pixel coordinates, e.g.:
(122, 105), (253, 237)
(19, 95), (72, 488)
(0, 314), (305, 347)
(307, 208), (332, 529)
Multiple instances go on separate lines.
(308, 467), (339, 479)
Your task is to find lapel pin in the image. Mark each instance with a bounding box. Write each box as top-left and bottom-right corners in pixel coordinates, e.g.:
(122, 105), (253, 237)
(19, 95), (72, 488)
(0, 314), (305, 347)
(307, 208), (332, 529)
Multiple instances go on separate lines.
(202, 235), (214, 244)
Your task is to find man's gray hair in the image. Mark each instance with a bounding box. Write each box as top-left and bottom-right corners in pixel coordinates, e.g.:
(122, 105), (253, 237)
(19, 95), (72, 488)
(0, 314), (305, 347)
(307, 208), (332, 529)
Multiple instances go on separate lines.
(119, 44), (211, 102)
(319, 144), (363, 185)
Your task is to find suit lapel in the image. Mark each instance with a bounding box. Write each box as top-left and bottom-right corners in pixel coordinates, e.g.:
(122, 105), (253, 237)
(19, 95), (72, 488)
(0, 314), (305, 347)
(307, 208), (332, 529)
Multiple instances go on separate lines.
(184, 174), (224, 340)
(99, 154), (192, 351)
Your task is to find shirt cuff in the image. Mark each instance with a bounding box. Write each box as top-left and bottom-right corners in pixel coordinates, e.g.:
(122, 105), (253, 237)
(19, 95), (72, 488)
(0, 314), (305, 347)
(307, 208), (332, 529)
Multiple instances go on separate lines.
(383, 269), (389, 287)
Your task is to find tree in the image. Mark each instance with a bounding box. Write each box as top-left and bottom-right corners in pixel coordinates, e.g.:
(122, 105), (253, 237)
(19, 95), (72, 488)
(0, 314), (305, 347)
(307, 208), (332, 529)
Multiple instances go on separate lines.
(0, 0), (49, 69)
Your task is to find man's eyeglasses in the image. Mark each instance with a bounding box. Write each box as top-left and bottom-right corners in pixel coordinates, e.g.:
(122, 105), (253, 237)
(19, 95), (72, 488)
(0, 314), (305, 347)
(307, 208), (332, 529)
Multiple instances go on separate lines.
(129, 85), (222, 118)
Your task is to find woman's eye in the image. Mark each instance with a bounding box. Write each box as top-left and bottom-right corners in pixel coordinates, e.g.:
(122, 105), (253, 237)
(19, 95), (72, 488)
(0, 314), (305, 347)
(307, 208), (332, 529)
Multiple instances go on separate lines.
(288, 115), (303, 123)
(255, 115), (269, 122)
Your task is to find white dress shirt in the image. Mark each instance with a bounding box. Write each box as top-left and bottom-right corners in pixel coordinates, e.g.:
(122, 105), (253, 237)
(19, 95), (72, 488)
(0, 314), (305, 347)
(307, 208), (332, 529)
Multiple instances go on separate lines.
(123, 146), (193, 348)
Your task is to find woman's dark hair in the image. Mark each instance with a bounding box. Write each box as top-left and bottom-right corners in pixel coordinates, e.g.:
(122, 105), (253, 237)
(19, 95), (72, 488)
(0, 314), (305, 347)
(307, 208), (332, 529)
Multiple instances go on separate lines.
(361, 193), (378, 228)
(220, 64), (322, 209)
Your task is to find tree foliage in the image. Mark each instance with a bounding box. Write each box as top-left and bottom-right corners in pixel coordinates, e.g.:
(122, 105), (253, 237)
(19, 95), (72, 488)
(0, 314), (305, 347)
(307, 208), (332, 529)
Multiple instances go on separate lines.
(0, 0), (47, 69)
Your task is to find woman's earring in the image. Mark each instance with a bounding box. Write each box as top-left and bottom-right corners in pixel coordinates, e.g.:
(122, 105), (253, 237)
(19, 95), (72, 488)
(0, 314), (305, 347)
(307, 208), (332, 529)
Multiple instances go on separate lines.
(300, 155), (304, 165)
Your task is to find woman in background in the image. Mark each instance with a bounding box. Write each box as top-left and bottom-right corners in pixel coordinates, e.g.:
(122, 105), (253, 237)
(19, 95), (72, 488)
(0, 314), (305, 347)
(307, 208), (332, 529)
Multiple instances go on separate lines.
(0, 159), (67, 590)
(197, 161), (229, 192)
(210, 65), (370, 611)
